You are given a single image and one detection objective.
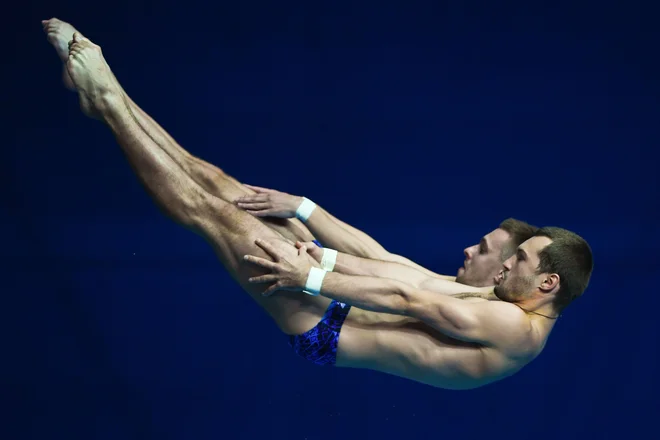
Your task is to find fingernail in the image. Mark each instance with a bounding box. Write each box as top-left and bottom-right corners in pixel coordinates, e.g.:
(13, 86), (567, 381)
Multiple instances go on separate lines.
(243, 255), (248, 260)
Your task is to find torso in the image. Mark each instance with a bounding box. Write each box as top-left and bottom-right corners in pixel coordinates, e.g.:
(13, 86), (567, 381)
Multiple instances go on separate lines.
(334, 302), (546, 390)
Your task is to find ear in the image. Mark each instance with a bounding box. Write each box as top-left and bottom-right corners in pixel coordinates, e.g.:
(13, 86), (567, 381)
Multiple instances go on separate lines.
(540, 273), (560, 293)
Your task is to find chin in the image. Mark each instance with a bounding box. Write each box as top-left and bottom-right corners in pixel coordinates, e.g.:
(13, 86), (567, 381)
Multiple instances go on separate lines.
(456, 276), (478, 287)
(493, 285), (511, 301)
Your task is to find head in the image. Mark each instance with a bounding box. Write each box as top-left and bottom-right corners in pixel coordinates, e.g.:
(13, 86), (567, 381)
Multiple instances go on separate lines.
(456, 218), (538, 287)
(494, 227), (594, 314)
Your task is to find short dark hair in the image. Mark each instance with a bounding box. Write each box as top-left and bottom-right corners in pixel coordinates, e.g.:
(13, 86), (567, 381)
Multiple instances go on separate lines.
(534, 227), (594, 312)
(498, 218), (538, 260)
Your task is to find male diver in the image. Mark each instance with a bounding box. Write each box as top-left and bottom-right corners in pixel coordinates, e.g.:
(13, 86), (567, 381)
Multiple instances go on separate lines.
(44, 19), (593, 389)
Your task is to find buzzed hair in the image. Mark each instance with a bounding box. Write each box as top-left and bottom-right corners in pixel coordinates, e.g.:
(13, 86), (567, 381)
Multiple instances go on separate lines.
(534, 227), (594, 313)
(498, 218), (539, 260)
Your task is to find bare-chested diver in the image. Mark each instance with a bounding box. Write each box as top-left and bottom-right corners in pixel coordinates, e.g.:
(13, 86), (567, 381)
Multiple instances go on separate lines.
(44, 18), (593, 389)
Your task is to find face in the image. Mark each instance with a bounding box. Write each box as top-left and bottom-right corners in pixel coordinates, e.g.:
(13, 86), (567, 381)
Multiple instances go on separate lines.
(455, 228), (512, 287)
(493, 236), (554, 302)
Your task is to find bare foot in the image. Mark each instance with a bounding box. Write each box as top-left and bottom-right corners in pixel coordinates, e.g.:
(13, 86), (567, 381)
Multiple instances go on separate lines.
(42, 18), (81, 91)
(66, 33), (122, 119)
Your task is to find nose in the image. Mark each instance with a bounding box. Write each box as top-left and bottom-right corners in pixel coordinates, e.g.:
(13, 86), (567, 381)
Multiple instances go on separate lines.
(463, 246), (473, 260)
(503, 256), (513, 271)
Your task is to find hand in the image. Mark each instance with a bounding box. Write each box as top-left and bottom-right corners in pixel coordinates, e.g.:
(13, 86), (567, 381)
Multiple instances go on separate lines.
(234, 185), (304, 218)
(295, 240), (323, 263)
(243, 238), (315, 296)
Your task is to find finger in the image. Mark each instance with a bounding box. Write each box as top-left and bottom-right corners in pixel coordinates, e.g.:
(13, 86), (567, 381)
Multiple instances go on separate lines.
(248, 274), (278, 284)
(296, 241), (317, 251)
(254, 238), (282, 260)
(244, 184), (276, 194)
(262, 283), (282, 297)
(236, 202), (271, 211)
(245, 210), (276, 217)
(297, 245), (307, 256)
(243, 254), (278, 269)
(235, 194), (270, 203)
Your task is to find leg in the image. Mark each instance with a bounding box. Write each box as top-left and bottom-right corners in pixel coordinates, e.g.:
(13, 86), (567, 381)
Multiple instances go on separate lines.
(65, 34), (329, 334)
(43, 18), (315, 245)
(122, 86), (316, 245)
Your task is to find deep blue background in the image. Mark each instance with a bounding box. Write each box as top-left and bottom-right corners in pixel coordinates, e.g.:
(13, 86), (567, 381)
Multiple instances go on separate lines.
(4, 1), (658, 439)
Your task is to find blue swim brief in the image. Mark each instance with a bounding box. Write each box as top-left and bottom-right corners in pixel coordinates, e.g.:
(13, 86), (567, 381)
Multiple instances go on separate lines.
(288, 239), (352, 366)
(289, 300), (351, 366)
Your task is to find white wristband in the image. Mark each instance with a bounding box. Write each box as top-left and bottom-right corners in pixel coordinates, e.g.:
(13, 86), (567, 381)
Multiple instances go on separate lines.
(296, 197), (317, 222)
(303, 267), (327, 296)
(320, 248), (338, 272)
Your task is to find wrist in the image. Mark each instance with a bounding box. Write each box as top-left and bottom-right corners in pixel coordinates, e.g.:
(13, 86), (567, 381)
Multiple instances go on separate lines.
(320, 248), (338, 272)
(303, 267), (328, 296)
(295, 197), (317, 222)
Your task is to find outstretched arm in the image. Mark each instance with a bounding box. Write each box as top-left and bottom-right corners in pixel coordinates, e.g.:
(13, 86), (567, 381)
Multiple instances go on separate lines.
(235, 187), (449, 279)
(300, 241), (467, 293)
(311, 272), (513, 344)
(244, 240), (508, 344)
(235, 187), (390, 258)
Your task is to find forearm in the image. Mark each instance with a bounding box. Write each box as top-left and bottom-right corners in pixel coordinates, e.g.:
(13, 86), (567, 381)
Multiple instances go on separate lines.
(318, 272), (480, 339)
(331, 251), (430, 288)
(387, 254), (455, 280)
(305, 206), (447, 278)
(319, 250), (481, 297)
(318, 272), (411, 315)
(305, 207), (390, 260)
(317, 271), (484, 312)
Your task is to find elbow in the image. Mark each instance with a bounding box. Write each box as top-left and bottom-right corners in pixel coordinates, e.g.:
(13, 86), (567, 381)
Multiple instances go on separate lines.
(452, 314), (479, 334)
(404, 289), (478, 336)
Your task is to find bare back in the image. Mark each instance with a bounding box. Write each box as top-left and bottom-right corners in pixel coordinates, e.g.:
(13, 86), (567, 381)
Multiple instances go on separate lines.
(336, 303), (548, 390)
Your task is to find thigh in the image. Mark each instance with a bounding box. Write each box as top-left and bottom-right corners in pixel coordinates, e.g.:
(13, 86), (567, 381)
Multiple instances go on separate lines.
(198, 161), (315, 245)
(194, 193), (330, 335)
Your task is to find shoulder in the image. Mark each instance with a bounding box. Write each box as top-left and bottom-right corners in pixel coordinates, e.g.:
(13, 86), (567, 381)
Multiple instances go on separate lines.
(477, 302), (537, 352)
(481, 300), (525, 318)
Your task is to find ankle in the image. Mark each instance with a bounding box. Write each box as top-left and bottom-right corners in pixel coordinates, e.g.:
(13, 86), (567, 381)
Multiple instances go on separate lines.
(97, 91), (129, 121)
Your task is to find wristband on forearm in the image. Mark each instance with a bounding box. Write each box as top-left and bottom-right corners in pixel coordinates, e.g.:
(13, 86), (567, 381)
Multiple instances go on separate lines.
(320, 248), (338, 272)
(295, 197), (317, 222)
(303, 267), (327, 296)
